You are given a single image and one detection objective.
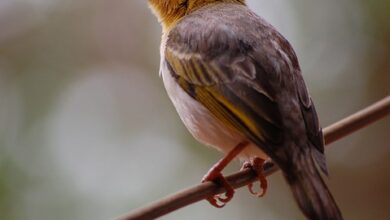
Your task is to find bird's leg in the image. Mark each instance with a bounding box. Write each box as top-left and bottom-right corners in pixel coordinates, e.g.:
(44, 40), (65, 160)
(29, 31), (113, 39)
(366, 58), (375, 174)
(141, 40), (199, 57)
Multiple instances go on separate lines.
(201, 141), (249, 208)
(240, 157), (268, 197)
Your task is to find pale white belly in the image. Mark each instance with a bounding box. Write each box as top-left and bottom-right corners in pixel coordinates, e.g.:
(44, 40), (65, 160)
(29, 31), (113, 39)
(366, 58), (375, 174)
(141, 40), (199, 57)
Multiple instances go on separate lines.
(161, 62), (267, 161)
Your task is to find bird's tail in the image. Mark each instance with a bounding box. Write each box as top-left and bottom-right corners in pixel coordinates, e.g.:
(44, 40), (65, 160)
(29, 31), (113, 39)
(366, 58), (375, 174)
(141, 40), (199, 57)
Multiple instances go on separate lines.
(282, 149), (343, 220)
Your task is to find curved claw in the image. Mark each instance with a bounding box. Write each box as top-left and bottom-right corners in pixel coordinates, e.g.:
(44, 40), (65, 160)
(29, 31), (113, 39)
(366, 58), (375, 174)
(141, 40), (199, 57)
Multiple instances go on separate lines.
(217, 184), (234, 203)
(241, 158), (268, 198)
(202, 173), (235, 208)
(247, 182), (266, 197)
(200, 141), (249, 208)
(206, 196), (225, 208)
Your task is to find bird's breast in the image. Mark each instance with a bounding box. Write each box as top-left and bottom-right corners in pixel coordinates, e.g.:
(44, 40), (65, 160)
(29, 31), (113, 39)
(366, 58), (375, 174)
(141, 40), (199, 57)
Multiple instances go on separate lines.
(161, 61), (239, 151)
(160, 60), (267, 160)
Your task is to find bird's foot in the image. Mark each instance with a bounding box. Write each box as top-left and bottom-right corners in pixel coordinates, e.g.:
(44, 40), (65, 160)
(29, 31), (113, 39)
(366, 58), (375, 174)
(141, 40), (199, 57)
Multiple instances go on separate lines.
(201, 141), (249, 208)
(202, 171), (234, 208)
(241, 157), (268, 197)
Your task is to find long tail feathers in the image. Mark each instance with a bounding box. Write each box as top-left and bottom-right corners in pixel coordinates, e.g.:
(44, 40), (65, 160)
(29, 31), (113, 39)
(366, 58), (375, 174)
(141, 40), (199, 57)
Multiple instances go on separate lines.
(283, 150), (343, 220)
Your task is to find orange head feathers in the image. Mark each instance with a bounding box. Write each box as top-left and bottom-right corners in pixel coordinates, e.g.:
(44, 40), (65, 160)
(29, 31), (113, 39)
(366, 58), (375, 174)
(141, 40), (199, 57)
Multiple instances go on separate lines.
(148, 0), (246, 31)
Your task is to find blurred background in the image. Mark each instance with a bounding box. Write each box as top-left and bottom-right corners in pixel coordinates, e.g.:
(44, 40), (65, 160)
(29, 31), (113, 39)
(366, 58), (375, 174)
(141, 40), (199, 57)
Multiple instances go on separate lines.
(0, 0), (389, 219)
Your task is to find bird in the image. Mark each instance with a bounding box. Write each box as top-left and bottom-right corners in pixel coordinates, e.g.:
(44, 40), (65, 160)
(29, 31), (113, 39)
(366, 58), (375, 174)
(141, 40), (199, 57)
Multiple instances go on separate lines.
(147, 0), (343, 219)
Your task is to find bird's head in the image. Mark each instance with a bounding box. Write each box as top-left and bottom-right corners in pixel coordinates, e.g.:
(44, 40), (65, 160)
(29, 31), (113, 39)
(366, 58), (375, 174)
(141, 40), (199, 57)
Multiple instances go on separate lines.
(148, 0), (246, 32)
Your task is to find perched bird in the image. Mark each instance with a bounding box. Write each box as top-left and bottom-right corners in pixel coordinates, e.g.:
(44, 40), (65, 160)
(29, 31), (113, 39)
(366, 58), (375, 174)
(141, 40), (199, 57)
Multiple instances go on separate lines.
(148, 0), (343, 219)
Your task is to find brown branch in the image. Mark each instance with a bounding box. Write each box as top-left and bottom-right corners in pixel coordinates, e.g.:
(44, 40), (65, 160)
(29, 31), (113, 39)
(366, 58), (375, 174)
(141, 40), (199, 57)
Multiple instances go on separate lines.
(116, 96), (390, 220)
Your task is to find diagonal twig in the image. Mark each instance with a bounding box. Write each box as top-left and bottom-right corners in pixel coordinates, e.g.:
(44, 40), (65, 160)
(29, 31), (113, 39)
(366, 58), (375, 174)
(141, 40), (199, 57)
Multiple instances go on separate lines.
(116, 96), (390, 220)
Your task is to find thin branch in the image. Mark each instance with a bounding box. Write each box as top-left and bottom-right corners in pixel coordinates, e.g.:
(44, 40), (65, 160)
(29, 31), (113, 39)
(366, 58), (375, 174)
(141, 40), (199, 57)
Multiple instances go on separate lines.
(323, 96), (390, 144)
(116, 96), (390, 220)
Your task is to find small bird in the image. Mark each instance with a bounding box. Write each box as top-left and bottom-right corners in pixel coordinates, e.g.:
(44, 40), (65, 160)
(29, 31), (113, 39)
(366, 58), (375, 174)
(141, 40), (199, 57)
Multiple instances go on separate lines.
(148, 0), (343, 219)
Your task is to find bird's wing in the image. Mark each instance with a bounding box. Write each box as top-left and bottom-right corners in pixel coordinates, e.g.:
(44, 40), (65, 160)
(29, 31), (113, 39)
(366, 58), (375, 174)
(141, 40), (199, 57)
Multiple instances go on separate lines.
(164, 13), (326, 171)
(295, 73), (328, 174)
(164, 33), (283, 156)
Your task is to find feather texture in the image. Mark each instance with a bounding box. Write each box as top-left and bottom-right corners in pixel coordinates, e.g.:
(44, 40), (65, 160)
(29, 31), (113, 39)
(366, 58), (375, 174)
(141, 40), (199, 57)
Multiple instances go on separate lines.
(157, 2), (342, 219)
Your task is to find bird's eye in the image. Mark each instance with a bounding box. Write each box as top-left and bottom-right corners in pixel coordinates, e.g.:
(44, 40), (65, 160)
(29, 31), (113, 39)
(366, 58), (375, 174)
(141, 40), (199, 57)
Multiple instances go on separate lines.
(179, 0), (188, 8)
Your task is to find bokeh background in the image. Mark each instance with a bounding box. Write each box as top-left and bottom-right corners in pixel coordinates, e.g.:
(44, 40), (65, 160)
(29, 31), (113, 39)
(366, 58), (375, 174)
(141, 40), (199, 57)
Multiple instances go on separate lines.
(0, 0), (389, 219)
